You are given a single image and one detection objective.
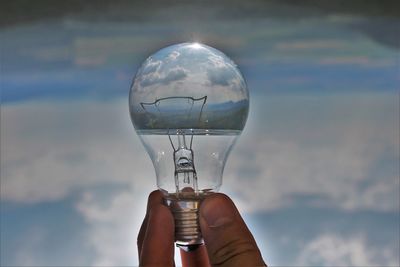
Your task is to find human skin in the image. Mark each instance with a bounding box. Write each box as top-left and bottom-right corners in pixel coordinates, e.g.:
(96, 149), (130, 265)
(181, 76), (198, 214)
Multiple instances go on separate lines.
(138, 191), (266, 267)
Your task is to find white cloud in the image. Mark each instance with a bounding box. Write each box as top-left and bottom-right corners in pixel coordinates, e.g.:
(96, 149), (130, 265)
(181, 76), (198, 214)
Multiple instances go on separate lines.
(297, 233), (399, 266)
(1, 99), (182, 265)
(1, 99), (153, 203)
(167, 51), (180, 61)
(131, 44), (248, 105)
(223, 93), (399, 213)
(1, 93), (398, 266)
(75, 185), (184, 266)
(76, 189), (145, 265)
(138, 59), (162, 76)
(139, 66), (188, 87)
(2, 93), (398, 212)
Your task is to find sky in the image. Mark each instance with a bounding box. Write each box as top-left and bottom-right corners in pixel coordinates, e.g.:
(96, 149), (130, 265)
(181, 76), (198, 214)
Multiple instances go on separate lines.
(1, 1), (399, 266)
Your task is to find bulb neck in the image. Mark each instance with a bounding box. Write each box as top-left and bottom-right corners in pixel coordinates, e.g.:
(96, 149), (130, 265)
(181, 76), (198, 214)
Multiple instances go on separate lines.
(165, 195), (204, 246)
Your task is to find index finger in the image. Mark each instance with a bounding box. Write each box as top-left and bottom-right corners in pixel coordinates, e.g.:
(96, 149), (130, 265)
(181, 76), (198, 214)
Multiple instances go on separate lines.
(138, 190), (165, 256)
(139, 191), (175, 267)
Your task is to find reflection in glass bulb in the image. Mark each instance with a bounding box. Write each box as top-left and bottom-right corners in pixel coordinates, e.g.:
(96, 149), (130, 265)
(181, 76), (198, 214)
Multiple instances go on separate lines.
(129, 42), (249, 246)
(189, 42), (203, 49)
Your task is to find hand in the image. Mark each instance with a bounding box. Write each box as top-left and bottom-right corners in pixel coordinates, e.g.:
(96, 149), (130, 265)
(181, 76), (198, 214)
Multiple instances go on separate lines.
(137, 190), (266, 267)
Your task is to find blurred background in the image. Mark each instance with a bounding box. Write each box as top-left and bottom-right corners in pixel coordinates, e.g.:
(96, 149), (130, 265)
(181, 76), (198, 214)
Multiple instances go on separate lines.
(1, 0), (399, 266)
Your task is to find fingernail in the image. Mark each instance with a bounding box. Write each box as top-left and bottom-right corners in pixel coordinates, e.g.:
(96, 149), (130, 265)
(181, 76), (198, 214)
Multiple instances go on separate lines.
(200, 194), (236, 227)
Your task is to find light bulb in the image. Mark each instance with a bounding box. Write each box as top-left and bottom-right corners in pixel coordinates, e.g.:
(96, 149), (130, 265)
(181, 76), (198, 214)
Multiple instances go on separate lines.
(129, 42), (249, 246)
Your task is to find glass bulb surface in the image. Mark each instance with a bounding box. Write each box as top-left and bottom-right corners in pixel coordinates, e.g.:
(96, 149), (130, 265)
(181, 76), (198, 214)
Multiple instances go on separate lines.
(129, 42), (249, 245)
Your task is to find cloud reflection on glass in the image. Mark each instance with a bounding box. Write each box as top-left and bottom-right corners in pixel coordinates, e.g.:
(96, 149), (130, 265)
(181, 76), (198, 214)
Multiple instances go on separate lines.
(130, 42), (248, 131)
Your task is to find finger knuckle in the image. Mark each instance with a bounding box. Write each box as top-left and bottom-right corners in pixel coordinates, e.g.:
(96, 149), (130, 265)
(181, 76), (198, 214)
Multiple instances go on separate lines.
(148, 190), (161, 201)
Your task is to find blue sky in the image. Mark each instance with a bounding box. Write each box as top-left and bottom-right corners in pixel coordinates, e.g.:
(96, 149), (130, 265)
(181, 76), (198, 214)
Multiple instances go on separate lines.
(1, 1), (399, 266)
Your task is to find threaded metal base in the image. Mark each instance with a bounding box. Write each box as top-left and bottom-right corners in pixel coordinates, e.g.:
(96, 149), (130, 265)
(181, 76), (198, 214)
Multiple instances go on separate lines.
(165, 196), (203, 245)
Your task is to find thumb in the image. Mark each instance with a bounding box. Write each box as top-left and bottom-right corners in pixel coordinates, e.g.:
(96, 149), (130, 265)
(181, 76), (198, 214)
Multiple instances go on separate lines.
(199, 193), (266, 267)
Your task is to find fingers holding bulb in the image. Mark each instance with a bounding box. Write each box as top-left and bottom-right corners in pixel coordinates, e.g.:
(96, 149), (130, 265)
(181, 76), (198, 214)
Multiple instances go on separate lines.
(199, 193), (267, 267)
(137, 190), (164, 256)
(138, 190), (175, 267)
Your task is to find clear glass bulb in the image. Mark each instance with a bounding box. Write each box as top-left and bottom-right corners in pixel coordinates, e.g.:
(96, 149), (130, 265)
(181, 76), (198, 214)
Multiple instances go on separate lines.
(129, 42), (249, 245)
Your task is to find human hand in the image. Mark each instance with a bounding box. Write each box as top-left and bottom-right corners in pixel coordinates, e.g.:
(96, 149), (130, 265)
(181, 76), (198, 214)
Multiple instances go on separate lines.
(137, 190), (266, 267)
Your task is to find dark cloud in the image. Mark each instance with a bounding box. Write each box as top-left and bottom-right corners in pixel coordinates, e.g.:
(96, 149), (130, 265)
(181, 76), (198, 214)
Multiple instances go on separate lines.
(207, 69), (230, 86)
(349, 17), (400, 49)
(207, 66), (237, 87)
(279, 0), (400, 18)
(1, 0), (399, 49)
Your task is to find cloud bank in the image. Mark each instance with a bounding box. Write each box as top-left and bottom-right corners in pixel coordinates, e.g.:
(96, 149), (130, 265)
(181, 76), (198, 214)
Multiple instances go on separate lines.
(2, 93), (398, 210)
(1, 92), (398, 265)
(297, 233), (398, 266)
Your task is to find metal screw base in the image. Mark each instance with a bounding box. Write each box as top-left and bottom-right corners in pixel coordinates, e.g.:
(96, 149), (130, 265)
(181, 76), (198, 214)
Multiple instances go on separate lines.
(165, 196), (204, 245)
